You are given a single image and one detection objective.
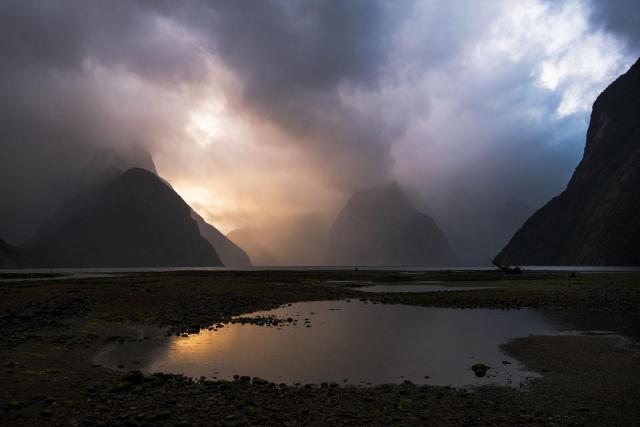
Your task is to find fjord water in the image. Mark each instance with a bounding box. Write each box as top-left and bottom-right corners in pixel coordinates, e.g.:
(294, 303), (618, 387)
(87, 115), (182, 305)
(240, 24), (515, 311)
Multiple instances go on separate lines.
(96, 300), (567, 387)
(5, 266), (640, 274)
(351, 282), (499, 293)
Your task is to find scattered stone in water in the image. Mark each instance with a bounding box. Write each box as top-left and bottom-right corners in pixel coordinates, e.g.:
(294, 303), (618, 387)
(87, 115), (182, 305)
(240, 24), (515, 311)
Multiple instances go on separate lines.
(471, 363), (490, 377)
(502, 360), (512, 365)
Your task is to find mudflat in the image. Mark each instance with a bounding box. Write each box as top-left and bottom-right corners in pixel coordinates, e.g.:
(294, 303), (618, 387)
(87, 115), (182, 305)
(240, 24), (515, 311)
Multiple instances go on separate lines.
(1, 270), (639, 426)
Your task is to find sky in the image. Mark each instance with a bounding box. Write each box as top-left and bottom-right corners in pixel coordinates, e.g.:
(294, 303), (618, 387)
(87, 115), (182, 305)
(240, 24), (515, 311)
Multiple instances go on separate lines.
(0, 0), (638, 262)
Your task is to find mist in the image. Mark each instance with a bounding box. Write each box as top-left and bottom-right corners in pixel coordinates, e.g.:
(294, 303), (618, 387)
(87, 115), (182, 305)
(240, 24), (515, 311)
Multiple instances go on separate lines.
(1, 0), (639, 264)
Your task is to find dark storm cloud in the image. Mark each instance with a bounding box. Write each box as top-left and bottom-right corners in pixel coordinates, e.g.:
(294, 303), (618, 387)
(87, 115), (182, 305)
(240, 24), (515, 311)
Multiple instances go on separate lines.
(200, 0), (387, 90)
(590, 0), (640, 50)
(0, 0), (207, 83)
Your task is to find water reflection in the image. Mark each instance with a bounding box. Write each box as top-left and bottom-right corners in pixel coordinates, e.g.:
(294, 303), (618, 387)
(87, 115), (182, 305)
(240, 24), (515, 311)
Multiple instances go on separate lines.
(96, 300), (565, 387)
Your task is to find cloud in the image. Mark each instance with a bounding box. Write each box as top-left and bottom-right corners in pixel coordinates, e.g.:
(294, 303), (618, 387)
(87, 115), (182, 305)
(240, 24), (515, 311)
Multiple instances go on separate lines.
(589, 0), (640, 51)
(0, 0), (637, 262)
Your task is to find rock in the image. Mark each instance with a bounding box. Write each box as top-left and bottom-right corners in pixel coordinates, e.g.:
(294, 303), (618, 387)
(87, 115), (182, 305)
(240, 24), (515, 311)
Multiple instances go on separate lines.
(7, 400), (21, 409)
(471, 363), (490, 377)
(123, 370), (144, 384)
(252, 377), (268, 385)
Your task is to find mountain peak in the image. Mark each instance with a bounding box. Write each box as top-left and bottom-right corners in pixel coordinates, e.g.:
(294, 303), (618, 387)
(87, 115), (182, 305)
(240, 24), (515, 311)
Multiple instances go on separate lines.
(327, 183), (456, 267)
(26, 168), (222, 268)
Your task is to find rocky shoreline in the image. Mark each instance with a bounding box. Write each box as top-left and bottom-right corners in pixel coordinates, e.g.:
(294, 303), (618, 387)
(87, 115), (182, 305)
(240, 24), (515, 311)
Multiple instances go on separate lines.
(1, 270), (639, 426)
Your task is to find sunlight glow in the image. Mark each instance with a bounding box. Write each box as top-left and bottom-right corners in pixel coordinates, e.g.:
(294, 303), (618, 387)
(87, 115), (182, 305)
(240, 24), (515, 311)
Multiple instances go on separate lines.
(185, 100), (228, 147)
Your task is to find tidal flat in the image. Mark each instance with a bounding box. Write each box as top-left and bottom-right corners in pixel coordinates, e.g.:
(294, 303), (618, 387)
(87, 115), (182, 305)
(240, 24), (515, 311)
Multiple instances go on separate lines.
(1, 270), (639, 426)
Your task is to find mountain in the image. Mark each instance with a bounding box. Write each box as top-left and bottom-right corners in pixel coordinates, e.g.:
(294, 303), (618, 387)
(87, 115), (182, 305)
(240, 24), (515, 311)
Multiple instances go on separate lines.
(191, 210), (252, 267)
(0, 238), (27, 268)
(496, 57), (640, 266)
(26, 168), (222, 268)
(227, 215), (330, 266)
(150, 173), (252, 267)
(0, 144), (157, 246)
(326, 183), (456, 266)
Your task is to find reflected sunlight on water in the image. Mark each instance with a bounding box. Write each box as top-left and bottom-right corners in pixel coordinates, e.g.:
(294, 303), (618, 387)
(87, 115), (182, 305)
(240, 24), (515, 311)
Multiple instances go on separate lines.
(95, 300), (574, 387)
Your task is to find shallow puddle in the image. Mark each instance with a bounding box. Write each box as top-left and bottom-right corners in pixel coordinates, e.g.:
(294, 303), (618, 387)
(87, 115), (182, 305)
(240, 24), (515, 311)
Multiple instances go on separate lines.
(95, 300), (571, 387)
(352, 282), (499, 293)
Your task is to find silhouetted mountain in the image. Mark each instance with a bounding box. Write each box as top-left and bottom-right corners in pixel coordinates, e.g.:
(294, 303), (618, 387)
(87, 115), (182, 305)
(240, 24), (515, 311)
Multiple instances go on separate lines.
(192, 210), (252, 267)
(496, 57), (640, 265)
(0, 238), (27, 268)
(27, 168), (222, 268)
(327, 183), (456, 266)
(0, 144), (157, 246)
(148, 174), (252, 268)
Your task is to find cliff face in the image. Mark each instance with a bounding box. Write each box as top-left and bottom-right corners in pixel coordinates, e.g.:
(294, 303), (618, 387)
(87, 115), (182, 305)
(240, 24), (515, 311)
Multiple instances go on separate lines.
(496, 57), (640, 265)
(28, 168), (222, 268)
(327, 183), (456, 267)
